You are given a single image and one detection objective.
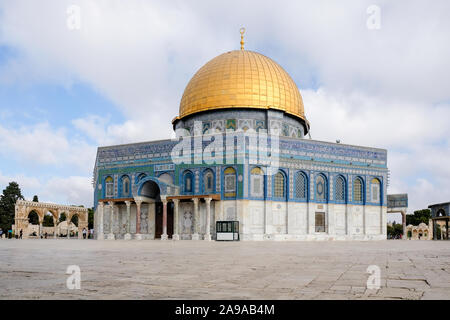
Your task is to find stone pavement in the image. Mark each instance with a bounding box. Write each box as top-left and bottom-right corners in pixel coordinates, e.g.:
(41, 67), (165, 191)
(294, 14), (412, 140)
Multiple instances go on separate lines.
(0, 239), (449, 300)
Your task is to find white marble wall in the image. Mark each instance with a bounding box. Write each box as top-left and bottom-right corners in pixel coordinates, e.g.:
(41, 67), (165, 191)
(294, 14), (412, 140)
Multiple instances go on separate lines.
(94, 199), (386, 240)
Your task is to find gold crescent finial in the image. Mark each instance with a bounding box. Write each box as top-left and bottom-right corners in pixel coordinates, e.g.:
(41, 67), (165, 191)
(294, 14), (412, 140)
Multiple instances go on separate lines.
(240, 27), (245, 50)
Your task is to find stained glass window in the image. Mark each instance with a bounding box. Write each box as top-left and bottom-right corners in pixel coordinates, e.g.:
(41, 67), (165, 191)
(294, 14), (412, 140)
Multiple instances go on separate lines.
(295, 172), (307, 199)
(105, 176), (114, 198)
(371, 178), (380, 203)
(122, 176), (130, 197)
(354, 177), (363, 202)
(203, 170), (214, 193)
(335, 176), (345, 201)
(184, 171), (193, 193)
(274, 171), (285, 198)
(224, 167), (236, 197)
(251, 167), (264, 197)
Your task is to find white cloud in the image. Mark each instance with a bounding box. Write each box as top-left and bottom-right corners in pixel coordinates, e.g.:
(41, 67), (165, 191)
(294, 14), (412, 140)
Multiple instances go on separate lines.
(303, 88), (450, 212)
(40, 176), (92, 207)
(0, 172), (91, 207)
(72, 114), (171, 146)
(0, 122), (96, 172)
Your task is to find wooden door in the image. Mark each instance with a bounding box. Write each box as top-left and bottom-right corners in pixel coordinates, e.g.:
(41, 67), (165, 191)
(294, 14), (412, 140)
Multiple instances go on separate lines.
(155, 202), (162, 238)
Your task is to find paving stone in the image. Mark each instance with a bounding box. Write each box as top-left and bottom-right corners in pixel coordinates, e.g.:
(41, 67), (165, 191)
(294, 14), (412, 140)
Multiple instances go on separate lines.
(0, 239), (449, 299)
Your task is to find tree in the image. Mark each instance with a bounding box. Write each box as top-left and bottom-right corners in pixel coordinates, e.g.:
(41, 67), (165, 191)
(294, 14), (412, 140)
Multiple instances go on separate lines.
(0, 182), (25, 232)
(28, 211), (39, 225)
(387, 223), (404, 238)
(42, 214), (54, 227)
(406, 209), (431, 226)
(59, 213), (67, 222)
(32, 195), (39, 202)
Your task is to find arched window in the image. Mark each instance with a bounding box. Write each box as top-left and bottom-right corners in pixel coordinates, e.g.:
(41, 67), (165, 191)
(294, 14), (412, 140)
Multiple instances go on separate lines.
(184, 171), (193, 193)
(273, 171), (286, 198)
(315, 174), (327, 201)
(250, 167), (264, 197)
(295, 171), (307, 199)
(203, 170), (214, 193)
(370, 178), (380, 203)
(105, 176), (114, 197)
(224, 167), (236, 197)
(121, 175), (130, 197)
(353, 177), (363, 203)
(335, 176), (346, 202)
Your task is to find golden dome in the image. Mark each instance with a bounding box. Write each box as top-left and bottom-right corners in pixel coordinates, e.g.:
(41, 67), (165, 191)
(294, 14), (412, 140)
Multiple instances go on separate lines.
(176, 50), (306, 122)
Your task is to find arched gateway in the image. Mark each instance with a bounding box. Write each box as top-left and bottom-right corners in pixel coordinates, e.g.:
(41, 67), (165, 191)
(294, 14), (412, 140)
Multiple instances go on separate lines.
(14, 200), (88, 239)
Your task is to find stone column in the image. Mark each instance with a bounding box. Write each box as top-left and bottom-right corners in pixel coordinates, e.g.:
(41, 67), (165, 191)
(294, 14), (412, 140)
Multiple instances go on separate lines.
(124, 201), (132, 240)
(39, 220), (43, 239)
(97, 202), (105, 240)
(427, 218), (432, 240)
(402, 211), (407, 240)
(135, 200), (143, 240)
(148, 202), (155, 239)
(172, 199), (180, 241)
(446, 219), (449, 240)
(67, 214), (71, 239)
(161, 197), (168, 240)
(53, 218), (58, 239)
(192, 198), (200, 240)
(204, 198), (212, 241)
(107, 202), (115, 240)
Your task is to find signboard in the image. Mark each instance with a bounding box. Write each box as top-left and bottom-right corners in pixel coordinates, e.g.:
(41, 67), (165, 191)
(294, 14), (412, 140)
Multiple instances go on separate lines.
(387, 194), (408, 208)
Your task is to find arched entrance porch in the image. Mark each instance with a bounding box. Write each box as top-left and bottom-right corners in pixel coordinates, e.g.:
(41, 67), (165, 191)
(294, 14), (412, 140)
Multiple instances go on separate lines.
(139, 179), (174, 240)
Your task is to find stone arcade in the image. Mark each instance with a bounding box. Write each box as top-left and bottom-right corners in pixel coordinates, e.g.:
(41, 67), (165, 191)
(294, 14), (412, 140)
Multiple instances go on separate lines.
(93, 31), (391, 241)
(14, 200), (88, 239)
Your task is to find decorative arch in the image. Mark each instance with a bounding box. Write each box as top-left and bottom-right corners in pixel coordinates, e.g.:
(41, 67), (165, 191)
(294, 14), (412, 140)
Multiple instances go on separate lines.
(105, 176), (114, 198)
(295, 171), (308, 200)
(119, 175), (131, 198)
(202, 168), (215, 194)
(136, 176), (173, 197)
(182, 170), (194, 194)
(370, 178), (381, 204)
(273, 170), (287, 199)
(335, 175), (346, 202)
(353, 176), (364, 203)
(224, 167), (237, 198)
(315, 173), (328, 201)
(27, 210), (40, 225)
(250, 166), (265, 198)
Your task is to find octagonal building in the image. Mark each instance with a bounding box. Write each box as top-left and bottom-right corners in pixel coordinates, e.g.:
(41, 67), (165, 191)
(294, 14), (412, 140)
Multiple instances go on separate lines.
(93, 35), (388, 241)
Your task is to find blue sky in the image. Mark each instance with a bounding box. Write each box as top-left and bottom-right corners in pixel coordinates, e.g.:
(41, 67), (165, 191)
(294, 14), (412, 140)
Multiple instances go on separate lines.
(0, 1), (449, 222)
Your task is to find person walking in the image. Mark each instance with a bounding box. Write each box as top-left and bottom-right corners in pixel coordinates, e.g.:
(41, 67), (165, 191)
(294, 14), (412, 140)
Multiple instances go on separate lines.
(19, 229), (23, 239)
(82, 228), (87, 239)
(0, 228), (3, 239)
